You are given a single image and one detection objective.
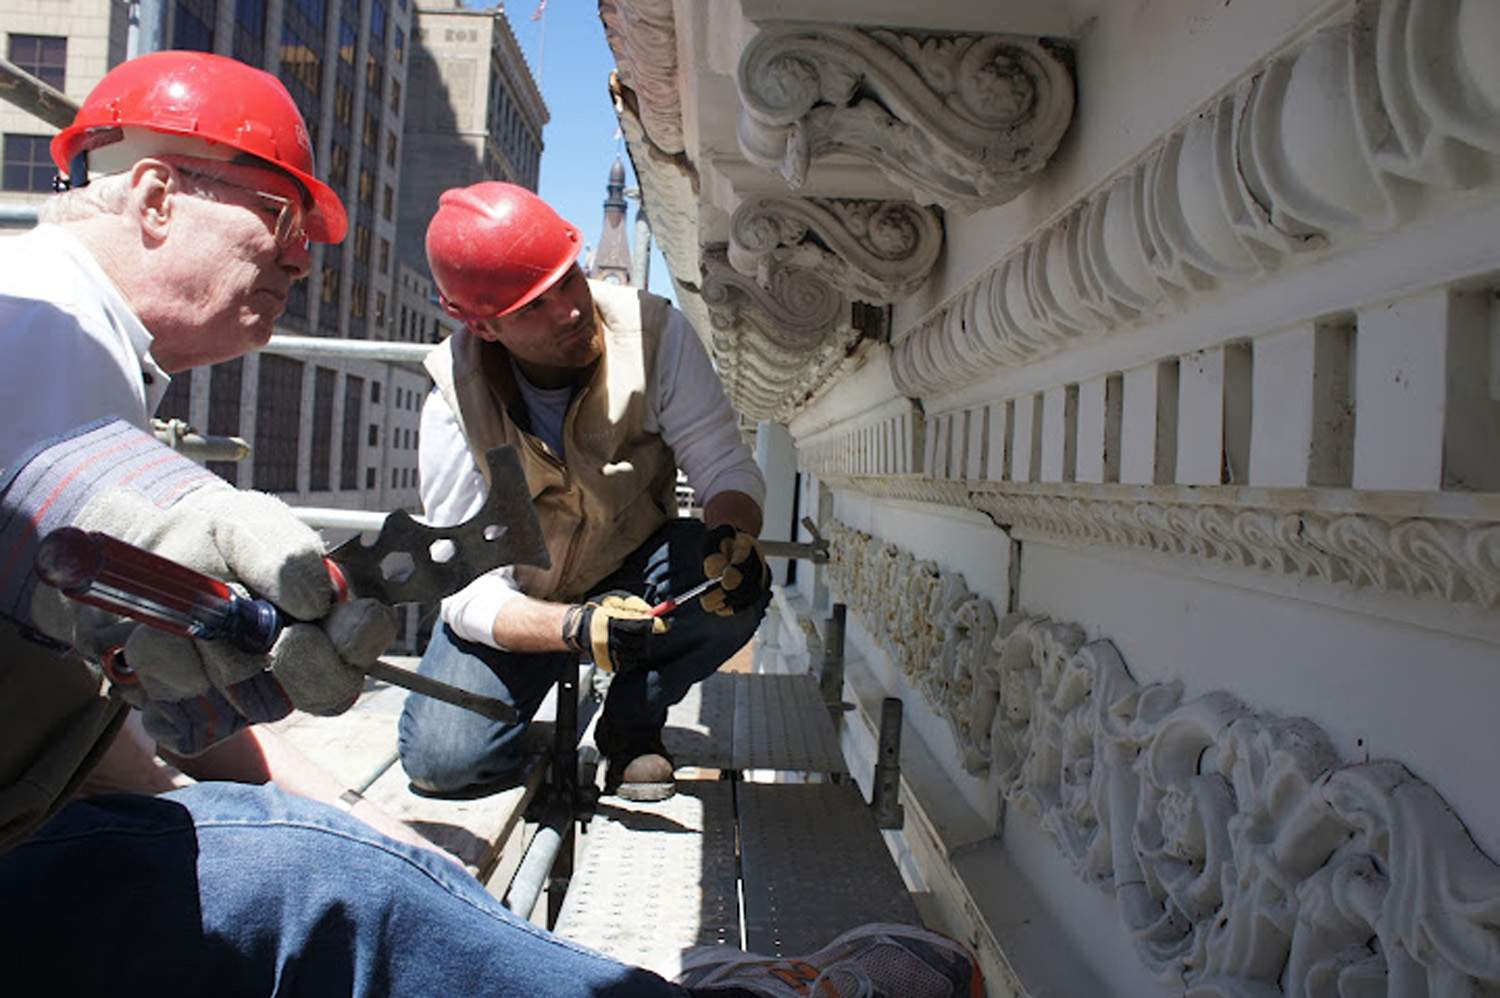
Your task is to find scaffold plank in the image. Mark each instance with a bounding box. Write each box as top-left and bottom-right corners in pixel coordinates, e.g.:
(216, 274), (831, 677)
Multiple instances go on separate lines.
(737, 781), (919, 957)
(554, 780), (740, 980)
(731, 674), (846, 774)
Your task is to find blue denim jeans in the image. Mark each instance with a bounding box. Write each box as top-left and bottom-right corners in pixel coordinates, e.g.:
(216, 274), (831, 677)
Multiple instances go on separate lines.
(0, 782), (688, 996)
(399, 519), (769, 795)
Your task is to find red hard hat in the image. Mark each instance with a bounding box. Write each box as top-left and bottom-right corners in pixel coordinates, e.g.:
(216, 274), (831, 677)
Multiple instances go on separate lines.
(52, 50), (347, 243)
(426, 182), (581, 321)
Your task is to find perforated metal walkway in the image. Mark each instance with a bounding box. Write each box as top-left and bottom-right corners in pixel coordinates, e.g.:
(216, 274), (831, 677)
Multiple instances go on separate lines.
(555, 670), (917, 979)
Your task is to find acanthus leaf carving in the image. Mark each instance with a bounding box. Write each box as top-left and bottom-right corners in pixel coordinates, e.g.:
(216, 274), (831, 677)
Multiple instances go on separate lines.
(728, 196), (943, 303)
(736, 24), (1075, 212)
(821, 517), (1500, 994)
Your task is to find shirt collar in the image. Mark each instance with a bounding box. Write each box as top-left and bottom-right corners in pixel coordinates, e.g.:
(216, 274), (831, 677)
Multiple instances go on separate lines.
(38, 224), (171, 413)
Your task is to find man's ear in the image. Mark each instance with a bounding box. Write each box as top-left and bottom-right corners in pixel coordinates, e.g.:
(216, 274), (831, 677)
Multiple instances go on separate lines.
(128, 159), (175, 242)
(468, 317), (505, 342)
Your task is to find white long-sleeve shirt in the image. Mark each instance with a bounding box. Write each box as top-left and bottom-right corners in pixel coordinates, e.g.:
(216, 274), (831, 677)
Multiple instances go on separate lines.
(421, 305), (764, 648)
(0, 225), (168, 472)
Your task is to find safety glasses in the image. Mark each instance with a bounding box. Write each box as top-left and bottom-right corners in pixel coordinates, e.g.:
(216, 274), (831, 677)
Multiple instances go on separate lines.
(172, 162), (309, 249)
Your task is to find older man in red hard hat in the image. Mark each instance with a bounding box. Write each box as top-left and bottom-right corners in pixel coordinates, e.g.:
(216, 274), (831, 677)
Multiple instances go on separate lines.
(397, 182), (772, 803)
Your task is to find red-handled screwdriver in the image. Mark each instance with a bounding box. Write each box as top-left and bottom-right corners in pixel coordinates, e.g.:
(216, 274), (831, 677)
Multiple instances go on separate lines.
(648, 575), (723, 618)
(33, 527), (517, 722)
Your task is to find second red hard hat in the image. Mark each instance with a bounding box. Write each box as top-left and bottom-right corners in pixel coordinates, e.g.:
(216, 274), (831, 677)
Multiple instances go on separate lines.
(52, 50), (346, 243)
(426, 181), (582, 322)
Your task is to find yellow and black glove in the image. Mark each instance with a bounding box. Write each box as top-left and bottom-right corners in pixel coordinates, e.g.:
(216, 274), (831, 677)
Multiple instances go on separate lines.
(562, 592), (667, 674)
(699, 525), (770, 617)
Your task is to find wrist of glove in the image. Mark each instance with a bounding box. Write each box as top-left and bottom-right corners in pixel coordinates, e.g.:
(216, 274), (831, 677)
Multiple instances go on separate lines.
(699, 524), (769, 616)
(562, 591), (667, 675)
(3, 420), (395, 755)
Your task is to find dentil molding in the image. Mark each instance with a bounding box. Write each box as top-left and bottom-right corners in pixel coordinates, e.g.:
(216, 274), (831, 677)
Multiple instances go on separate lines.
(736, 23), (1075, 212)
(728, 196), (943, 303)
(823, 518), (1500, 994)
(892, 0), (1500, 397)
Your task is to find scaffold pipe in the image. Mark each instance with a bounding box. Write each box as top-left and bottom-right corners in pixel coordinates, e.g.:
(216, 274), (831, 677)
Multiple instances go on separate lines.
(265, 335), (433, 368)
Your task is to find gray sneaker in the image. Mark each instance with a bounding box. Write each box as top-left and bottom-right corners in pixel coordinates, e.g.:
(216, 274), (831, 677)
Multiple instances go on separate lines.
(676, 922), (984, 997)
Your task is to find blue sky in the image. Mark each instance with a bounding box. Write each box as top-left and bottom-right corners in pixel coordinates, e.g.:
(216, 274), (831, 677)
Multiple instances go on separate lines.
(503, 1), (676, 304)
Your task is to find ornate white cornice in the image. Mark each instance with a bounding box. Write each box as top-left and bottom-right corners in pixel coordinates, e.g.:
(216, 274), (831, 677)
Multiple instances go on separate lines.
(891, 0), (1500, 397)
(701, 245), (858, 421)
(823, 519), (1500, 993)
(736, 24), (1074, 212)
(599, 0), (683, 155)
(728, 196), (943, 303)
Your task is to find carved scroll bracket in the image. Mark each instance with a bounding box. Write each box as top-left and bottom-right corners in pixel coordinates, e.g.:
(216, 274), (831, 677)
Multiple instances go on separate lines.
(728, 195), (943, 303)
(701, 245), (856, 421)
(736, 23), (1075, 212)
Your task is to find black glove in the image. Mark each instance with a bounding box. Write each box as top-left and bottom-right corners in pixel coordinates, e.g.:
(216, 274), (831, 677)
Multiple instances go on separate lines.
(699, 524), (769, 616)
(563, 591), (667, 674)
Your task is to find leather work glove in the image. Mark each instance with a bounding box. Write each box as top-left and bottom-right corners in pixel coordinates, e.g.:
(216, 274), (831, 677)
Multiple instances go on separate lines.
(562, 591), (667, 674)
(3, 420), (396, 755)
(699, 524), (770, 616)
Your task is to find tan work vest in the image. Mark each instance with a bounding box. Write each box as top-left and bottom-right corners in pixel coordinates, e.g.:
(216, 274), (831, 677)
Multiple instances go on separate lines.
(426, 281), (679, 603)
(0, 620), (126, 853)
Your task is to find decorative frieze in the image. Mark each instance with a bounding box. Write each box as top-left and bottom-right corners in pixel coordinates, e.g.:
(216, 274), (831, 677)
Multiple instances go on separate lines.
(736, 24), (1074, 212)
(728, 196), (943, 303)
(892, 0), (1500, 396)
(823, 519), (1500, 993)
(816, 476), (1500, 615)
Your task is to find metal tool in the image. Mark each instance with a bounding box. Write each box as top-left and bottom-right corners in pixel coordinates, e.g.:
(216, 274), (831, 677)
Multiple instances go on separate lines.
(758, 517), (830, 564)
(31, 445), (549, 722)
(648, 575), (723, 618)
(325, 445), (547, 606)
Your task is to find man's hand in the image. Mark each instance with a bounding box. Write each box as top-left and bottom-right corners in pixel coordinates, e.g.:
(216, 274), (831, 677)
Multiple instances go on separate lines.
(699, 524), (769, 616)
(562, 591), (666, 674)
(5, 420), (396, 755)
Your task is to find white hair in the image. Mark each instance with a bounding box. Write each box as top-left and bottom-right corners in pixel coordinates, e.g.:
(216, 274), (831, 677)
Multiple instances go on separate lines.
(36, 172), (132, 223)
(36, 164), (223, 225)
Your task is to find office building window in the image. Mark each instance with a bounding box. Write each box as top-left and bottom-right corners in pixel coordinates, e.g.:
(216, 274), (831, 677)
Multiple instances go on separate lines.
(320, 244), (343, 333)
(371, 381), (381, 404)
(382, 184), (393, 221)
(8, 35), (65, 90)
(367, 423), (378, 447)
(279, 0), (326, 126)
(233, 0), (268, 64)
(309, 366), (336, 491)
(340, 375), (363, 489)
(386, 130), (397, 167)
(375, 291), (387, 327)
(365, 467), (375, 489)
(2, 134), (53, 192)
(390, 79), (401, 114)
(207, 359), (243, 484)
(378, 238), (390, 275)
(253, 356), (303, 492)
(173, 0), (216, 51)
(156, 370), (192, 423)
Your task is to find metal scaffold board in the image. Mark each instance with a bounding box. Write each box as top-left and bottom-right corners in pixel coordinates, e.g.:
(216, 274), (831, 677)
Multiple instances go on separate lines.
(554, 781), (740, 980)
(731, 673), (846, 774)
(737, 781), (919, 957)
(660, 671), (736, 771)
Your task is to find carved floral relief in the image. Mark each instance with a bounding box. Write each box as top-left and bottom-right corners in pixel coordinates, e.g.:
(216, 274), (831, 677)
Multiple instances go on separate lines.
(823, 518), (1500, 994)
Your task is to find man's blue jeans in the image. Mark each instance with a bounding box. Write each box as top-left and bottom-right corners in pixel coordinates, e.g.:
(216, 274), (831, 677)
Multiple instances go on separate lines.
(0, 782), (688, 996)
(399, 519), (768, 795)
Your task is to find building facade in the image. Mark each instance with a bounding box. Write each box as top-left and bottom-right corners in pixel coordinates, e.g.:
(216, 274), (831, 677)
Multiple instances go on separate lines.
(602, 0), (1500, 993)
(395, 0), (544, 276)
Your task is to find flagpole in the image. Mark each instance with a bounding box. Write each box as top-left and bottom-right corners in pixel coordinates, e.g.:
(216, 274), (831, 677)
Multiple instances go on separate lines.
(534, 4), (546, 83)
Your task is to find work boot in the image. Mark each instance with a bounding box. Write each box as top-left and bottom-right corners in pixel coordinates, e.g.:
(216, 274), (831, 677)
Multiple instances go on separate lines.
(595, 721), (676, 802)
(677, 922), (984, 998)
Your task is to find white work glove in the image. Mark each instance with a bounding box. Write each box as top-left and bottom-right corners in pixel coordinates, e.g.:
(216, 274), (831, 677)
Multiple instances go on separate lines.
(5, 420), (395, 755)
